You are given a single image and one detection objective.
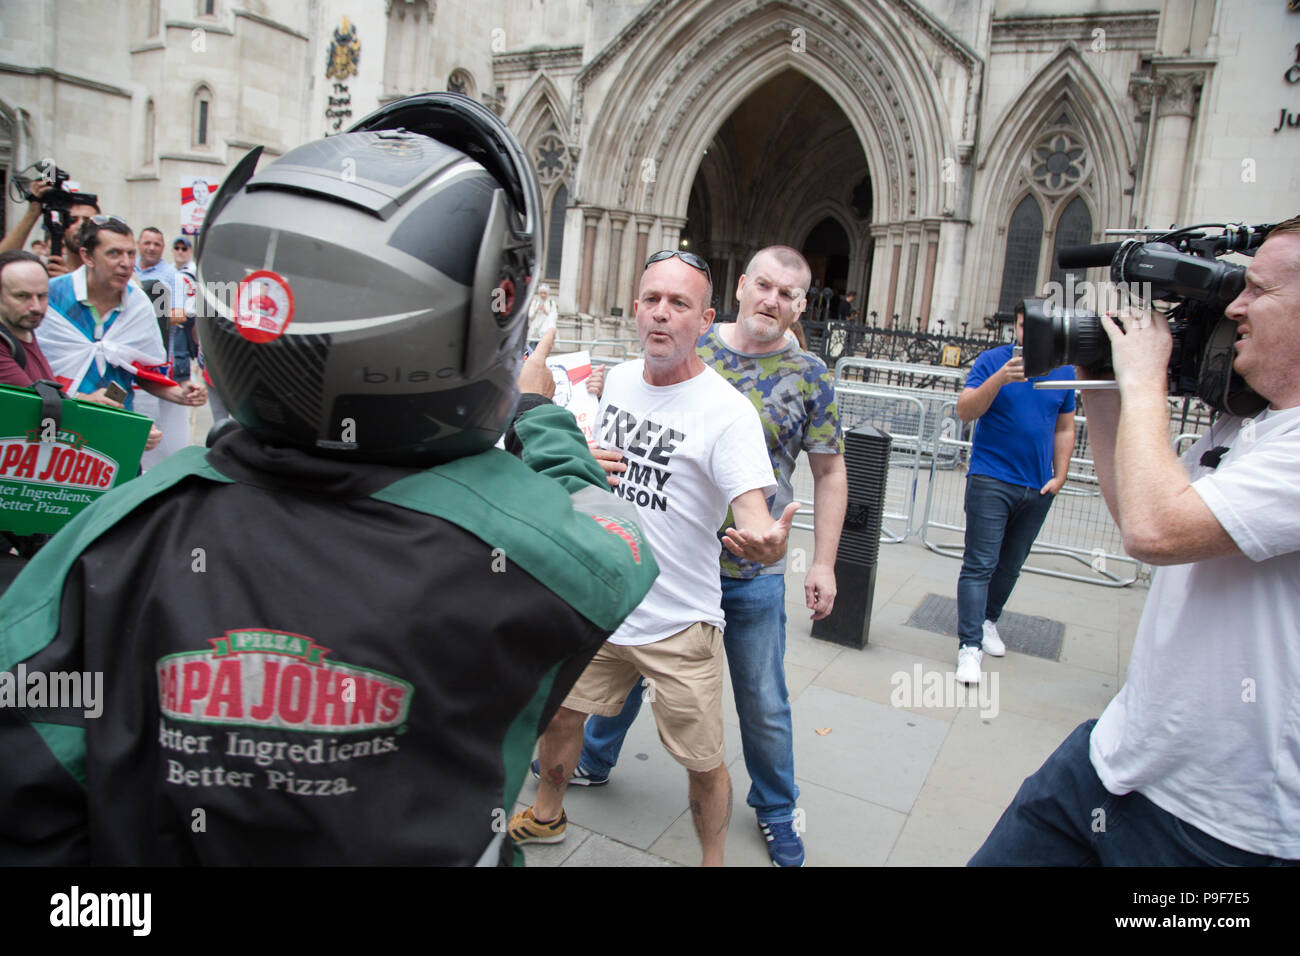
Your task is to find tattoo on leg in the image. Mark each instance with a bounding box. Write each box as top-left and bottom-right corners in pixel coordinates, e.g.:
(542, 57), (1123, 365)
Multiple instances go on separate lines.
(545, 764), (567, 791)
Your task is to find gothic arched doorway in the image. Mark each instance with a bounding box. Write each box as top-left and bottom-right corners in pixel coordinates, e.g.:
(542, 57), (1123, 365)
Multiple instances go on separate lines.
(680, 70), (871, 317)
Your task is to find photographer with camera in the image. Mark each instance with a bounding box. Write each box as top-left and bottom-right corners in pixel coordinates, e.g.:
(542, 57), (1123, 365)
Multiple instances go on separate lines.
(971, 216), (1300, 866)
(3, 164), (101, 277)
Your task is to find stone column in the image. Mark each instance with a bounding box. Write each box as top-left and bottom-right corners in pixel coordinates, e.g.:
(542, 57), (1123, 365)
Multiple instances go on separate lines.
(629, 215), (653, 319)
(578, 205), (604, 314)
(658, 215), (687, 254)
(606, 210), (630, 315)
(918, 228), (940, 331)
(884, 238), (903, 329)
(1133, 68), (1205, 229)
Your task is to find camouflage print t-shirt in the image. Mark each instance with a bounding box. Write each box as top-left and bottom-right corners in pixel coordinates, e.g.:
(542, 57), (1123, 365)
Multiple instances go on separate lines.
(697, 324), (842, 579)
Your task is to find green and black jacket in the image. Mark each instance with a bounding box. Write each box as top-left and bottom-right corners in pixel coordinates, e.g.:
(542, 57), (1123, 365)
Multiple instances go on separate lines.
(0, 403), (656, 865)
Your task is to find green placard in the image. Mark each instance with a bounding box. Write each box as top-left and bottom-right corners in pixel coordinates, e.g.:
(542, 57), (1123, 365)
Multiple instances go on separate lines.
(0, 384), (152, 535)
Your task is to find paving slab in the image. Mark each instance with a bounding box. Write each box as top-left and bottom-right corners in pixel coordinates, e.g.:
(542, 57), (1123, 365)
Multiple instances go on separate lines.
(560, 834), (678, 867)
(789, 685), (950, 813)
(921, 706), (1082, 806)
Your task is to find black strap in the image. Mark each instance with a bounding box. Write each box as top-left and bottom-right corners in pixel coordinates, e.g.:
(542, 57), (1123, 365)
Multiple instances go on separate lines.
(0, 325), (26, 371)
(31, 379), (65, 434)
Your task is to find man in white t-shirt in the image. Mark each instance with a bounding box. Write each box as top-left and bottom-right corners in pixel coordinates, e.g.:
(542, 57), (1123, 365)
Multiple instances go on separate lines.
(508, 250), (797, 866)
(972, 216), (1300, 865)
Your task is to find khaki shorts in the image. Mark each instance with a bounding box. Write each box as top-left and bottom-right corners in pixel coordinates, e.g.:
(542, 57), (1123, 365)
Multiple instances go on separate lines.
(563, 622), (725, 772)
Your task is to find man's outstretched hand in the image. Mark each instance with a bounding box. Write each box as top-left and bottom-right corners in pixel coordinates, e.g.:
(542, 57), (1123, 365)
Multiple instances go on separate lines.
(722, 502), (800, 566)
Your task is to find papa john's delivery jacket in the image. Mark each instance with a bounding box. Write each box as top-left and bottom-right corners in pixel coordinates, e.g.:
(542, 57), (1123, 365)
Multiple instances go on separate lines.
(0, 402), (656, 865)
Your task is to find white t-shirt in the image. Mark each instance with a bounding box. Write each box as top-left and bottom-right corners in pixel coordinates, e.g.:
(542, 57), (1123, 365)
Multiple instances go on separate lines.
(1090, 405), (1300, 857)
(596, 360), (775, 646)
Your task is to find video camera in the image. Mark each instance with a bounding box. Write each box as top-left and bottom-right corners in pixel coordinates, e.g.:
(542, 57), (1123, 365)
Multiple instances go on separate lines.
(1021, 222), (1276, 416)
(9, 160), (99, 260)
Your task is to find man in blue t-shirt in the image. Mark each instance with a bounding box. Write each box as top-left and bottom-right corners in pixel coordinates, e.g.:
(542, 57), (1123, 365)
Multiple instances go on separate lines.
(954, 302), (1076, 684)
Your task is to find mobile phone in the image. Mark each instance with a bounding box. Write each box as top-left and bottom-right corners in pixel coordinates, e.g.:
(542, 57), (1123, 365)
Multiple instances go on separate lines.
(104, 382), (128, 403)
(1012, 344), (1023, 359)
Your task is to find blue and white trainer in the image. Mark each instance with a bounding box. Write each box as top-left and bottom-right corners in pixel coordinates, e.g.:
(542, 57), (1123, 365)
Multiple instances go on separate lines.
(530, 758), (610, 787)
(759, 819), (806, 867)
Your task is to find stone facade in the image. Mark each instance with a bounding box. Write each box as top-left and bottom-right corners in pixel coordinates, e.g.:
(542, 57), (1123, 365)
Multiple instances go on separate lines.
(2, 0), (1297, 334)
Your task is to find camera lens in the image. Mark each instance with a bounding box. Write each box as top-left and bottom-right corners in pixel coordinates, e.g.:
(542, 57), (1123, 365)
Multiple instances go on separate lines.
(1021, 298), (1110, 377)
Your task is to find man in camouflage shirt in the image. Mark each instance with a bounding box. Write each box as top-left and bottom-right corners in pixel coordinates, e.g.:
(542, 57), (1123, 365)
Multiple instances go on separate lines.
(578, 246), (846, 866)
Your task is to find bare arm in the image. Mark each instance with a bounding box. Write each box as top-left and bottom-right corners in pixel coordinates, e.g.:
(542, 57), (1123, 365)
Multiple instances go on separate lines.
(956, 355), (1023, 422)
(0, 203), (43, 255)
(722, 490), (799, 566)
(140, 377), (206, 406)
(805, 452), (846, 619)
(1096, 311), (1240, 565)
(1077, 385), (1122, 527)
(1040, 410), (1075, 495)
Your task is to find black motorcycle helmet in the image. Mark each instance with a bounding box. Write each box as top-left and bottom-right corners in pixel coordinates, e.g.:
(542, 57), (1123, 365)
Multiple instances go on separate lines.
(195, 92), (541, 464)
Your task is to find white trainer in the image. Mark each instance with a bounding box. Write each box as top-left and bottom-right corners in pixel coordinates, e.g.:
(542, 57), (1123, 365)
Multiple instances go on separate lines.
(982, 619), (1006, 657)
(956, 645), (983, 685)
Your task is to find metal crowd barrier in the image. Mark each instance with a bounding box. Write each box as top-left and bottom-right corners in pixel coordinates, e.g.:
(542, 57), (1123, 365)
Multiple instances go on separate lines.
(834, 357), (967, 394)
(552, 338), (635, 362)
(791, 384), (927, 542)
(918, 399), (1141, 587)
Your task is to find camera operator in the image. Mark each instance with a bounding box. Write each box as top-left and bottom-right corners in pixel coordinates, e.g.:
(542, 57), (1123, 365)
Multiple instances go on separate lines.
(971, 215), (1300, 866)
(1, 170), (101, 276)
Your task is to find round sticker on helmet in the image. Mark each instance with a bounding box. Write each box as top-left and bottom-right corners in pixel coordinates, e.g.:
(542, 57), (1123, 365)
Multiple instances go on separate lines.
(234, 270), (295, 343)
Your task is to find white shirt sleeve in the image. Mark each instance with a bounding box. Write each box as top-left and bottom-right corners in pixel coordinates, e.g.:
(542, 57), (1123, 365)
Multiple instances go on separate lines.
(710, 401), (777, 504)
(1192, 419), (1300, 562)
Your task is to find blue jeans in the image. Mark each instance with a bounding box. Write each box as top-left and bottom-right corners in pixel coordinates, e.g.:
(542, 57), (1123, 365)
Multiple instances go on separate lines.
(957, 474), (1055, 649)
(970, 720), (1300, 866)
(581, 574), (798, 824)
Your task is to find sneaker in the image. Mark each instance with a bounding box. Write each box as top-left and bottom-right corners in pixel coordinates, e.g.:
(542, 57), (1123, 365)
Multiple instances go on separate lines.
(956, 645), (983, 685)
(507, 806), (567, 845)
(981, 620), (1006, 657)
(759, 820), (806, 867)
(530, 758), (610, 787)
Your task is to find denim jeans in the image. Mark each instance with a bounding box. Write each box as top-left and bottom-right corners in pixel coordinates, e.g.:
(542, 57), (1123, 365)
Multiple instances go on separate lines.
(970, 720), (1300, 866)
(581, 573), (798, 823)
(957, 474), (1056, 648)
(170, 324), (193, 381)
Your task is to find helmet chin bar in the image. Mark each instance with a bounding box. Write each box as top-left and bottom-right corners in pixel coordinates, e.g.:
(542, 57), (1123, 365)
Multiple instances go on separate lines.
(466, 188), (523, 379)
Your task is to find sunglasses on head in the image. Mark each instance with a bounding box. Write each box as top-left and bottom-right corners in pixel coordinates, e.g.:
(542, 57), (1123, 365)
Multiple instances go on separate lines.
(645, 249), (711, 283)
(89, 214), (127, 226)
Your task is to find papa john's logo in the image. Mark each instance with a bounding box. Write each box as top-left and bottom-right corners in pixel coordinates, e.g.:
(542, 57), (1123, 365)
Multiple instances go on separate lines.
(157, 630), (413, 733)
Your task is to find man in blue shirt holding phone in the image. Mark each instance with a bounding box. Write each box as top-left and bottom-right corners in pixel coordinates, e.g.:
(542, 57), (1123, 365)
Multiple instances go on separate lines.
(954, 301), (1076, 684)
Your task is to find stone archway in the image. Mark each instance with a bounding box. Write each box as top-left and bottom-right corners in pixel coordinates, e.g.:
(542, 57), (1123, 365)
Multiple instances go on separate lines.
(679, 70), (871, 315)
(568, 0), (972, 322)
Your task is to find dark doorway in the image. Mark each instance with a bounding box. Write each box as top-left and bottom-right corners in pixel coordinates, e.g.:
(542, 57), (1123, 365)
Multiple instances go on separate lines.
(802, 216), (850, 295)
(681, 69), (870, 317)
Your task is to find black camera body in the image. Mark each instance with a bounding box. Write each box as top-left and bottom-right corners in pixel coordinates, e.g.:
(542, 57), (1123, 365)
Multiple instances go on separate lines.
(1022, 223), (1275, 416)
(13, 161), (99, 259)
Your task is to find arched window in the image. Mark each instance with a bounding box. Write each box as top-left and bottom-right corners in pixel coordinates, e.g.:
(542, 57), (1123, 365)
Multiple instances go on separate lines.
(997, 195), (1043, 315)
(545, 183), (567, 280)
(1049, 195), (1093, 292)
(192, 85), (213, 149)
(447, 69), (476, 98)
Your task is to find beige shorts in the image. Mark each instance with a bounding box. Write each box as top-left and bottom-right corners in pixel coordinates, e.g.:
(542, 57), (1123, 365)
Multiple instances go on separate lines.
(563, 622), (725, 772)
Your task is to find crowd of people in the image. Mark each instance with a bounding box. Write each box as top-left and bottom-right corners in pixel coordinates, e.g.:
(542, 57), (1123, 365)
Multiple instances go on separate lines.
(0, 181), (208, 466)
(0, 91), (1296, 868)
